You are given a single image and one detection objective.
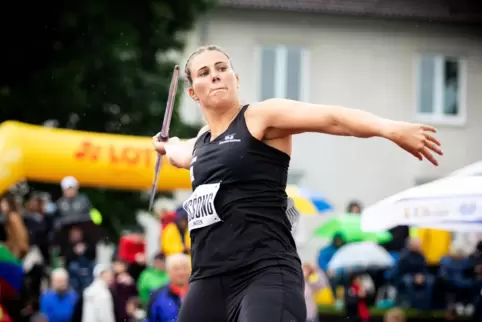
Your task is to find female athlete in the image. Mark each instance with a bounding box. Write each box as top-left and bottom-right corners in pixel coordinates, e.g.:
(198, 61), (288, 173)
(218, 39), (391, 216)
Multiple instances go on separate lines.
(152, 45), (442, 322)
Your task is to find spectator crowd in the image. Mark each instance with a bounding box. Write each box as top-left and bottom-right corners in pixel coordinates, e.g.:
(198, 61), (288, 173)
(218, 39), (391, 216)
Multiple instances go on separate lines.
(1, 178), (481, 322)
(0, 176), (192, 322)
(315, 202), (482, 321)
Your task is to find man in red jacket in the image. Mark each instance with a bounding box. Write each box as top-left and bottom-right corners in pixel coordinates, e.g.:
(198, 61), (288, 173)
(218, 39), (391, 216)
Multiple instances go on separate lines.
(119, 228), (145, 264)
(345, 273), (370, 322)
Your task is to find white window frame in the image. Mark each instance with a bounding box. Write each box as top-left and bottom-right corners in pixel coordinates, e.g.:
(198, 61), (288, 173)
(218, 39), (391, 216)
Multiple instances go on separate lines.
(257, 45), (310, 102)
(414, 54), (467, 126)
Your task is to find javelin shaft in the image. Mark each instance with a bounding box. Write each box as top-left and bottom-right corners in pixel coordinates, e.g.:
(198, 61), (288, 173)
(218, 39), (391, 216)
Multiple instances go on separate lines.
(159, 67), (180, 141)
(148, 65), (180, 212)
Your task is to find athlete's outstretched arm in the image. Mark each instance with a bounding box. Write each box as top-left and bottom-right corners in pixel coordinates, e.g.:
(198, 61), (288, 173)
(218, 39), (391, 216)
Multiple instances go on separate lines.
(152, 125), (209, 169)
(256, 98), (442, 166)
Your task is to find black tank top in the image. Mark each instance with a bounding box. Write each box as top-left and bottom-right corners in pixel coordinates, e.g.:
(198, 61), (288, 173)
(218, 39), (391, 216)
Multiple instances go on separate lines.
(184, 104), (301, 281)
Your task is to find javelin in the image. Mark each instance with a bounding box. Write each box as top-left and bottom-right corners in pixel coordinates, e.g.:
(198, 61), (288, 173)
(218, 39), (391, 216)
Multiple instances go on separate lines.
(148, 65), (180, 212)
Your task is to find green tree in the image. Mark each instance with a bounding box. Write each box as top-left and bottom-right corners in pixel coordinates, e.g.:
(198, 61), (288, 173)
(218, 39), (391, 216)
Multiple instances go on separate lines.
(0, 0), (215, 236)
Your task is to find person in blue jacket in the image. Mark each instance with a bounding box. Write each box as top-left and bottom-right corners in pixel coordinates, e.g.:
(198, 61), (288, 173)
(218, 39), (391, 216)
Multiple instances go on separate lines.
(318, 232), (346, 293)
(318, 232), (345, 271)
(40, 268), (78, 322)
(145, 253), (190, 322)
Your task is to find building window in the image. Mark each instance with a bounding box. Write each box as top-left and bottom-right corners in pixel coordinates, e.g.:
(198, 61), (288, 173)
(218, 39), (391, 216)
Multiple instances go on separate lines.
(259, 45), (309, 101)
(416, 55), (466, 125)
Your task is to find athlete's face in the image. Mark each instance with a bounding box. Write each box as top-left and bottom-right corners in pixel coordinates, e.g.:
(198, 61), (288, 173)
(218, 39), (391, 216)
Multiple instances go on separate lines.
(188, 50), (239, 108)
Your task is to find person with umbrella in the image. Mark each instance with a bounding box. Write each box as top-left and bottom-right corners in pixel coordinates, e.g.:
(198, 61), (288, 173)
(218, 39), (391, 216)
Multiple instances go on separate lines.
(346, 201), (362, 215)
(62, 227), (96, 293)
(394, 238), (434, 309)
(317, 232), (346, 294)
(55, 177), (106, 258)
(345, 272), (370, 322)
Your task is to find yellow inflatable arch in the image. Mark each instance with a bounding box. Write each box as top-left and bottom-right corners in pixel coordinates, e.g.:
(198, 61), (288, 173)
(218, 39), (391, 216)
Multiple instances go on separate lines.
(0, 121), (191, 194)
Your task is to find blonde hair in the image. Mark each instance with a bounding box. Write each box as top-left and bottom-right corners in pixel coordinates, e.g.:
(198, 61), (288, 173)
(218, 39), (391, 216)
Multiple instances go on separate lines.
(184, 45), (233, 85)
(51, 267), (68, 280)
(165, 253), (190, 272)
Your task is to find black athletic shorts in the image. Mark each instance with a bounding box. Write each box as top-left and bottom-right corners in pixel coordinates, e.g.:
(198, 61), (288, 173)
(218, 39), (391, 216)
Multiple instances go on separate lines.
(177, 260), (307, 322)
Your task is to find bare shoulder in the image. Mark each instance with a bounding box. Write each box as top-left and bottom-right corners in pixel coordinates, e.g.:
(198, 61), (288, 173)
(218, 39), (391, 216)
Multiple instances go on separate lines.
(245, 98), (291, 124)
(244, 99), (292, 137)
(244, 100), (275, 127)
(244, 100), (293, 155)
(245, 99), (277, 116)
(243, 102), (267, 140)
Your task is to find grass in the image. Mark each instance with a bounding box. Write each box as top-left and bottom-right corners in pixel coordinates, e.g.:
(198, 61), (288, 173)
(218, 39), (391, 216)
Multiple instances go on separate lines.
(318, 305), (449, 319)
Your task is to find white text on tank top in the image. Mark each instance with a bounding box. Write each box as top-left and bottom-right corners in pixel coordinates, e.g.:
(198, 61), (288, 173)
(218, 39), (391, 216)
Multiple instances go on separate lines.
(183, 183), (222, 231)
(190, 155), (197, 183)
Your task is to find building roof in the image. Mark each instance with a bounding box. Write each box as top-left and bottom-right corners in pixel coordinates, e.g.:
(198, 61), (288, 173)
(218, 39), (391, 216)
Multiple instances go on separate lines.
(219, 0), (482, 24)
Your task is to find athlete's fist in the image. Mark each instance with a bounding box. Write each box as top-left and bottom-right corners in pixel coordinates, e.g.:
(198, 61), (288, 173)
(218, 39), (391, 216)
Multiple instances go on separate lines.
(152, 134), (189, 169)
(152, 133), (180, 155)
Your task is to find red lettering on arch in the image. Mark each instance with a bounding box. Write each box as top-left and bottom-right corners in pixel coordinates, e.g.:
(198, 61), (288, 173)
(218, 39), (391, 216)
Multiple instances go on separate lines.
(74, 141), (100, 161)
(142, 148), (153, 168)
(122, 147), (141, 165)
(75, 142), (153, 167)
(109, 145), (122, 164)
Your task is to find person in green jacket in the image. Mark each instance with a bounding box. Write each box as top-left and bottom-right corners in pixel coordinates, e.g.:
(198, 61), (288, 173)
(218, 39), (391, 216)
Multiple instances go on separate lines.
(137, 253), (170, 304)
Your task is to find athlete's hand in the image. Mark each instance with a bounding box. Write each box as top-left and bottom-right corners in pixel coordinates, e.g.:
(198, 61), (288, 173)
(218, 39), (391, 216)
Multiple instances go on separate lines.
(152, 134), (189, 168)
(152, 133), (181, 155)
(386, 121), (442, 166)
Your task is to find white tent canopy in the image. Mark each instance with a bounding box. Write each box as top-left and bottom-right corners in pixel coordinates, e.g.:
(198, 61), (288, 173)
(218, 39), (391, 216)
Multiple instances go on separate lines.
(362, 161), (482, 233)
(449, 161), (482, 177)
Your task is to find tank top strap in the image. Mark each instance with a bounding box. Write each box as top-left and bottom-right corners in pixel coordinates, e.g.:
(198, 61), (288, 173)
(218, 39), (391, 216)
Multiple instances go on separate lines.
(238, 104), (250, 122)
(240, 104), (250, 115)
(230, 104), (250, 135)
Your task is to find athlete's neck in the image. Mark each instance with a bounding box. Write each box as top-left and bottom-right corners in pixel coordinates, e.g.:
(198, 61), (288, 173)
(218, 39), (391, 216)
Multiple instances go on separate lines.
(202, 102), (242, 140)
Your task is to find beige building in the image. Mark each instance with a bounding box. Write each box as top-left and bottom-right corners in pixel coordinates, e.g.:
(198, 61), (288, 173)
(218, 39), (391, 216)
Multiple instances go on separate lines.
(178, 0), (482, 212)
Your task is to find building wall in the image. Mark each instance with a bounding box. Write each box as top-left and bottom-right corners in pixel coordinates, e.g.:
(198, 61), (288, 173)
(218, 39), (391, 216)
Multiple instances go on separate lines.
(178, 9), (482, 212)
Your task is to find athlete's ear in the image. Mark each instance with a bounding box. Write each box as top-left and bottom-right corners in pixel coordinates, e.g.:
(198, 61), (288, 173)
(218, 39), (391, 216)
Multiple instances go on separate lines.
(235, 73), (240, 90)
(188, 87), (199, 102)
